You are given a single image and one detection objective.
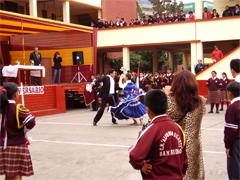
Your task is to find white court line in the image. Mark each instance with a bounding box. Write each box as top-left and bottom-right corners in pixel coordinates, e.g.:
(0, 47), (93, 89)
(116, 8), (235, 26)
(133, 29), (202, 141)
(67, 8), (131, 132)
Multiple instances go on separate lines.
(36, 121), (224, 130)
(37, 113), (92, 122)
(203, 150), (225, 154)
(201, 128), (223, 131)
(32, 139), (224, 154)
(36, 121), (143, 127)
(32, 139), (130, 148)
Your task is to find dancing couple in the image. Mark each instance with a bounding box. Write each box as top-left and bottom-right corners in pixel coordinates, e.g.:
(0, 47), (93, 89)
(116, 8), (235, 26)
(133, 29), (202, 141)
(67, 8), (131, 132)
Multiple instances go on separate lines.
(92, 68), (146, 126)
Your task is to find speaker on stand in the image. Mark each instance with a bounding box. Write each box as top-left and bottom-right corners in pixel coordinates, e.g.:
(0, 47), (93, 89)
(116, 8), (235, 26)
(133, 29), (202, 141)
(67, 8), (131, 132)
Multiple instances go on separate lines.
(71, 51), (87, 83)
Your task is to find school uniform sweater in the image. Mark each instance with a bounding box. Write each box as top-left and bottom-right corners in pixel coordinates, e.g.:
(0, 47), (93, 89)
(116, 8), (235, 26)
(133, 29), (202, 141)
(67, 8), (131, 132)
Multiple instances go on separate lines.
(129, 115), (188, 180)
(224, 97), (240, 149)
(0, 101), (36, 146)
(219, 78), (230, 91)
(139, 77), (148, 92)
(164, 74), (174, 86)
(206, 77), (222, 90)
(152, 76), (163, 89)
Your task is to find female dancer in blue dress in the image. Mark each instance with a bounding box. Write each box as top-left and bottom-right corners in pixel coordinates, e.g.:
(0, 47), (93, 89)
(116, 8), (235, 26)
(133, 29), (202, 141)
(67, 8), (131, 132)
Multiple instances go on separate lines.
(109, 73), (147, 125)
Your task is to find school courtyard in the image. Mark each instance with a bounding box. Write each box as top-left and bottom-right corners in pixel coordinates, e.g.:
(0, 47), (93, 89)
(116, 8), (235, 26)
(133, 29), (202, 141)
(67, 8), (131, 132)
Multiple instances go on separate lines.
(25, 105), (227, 180)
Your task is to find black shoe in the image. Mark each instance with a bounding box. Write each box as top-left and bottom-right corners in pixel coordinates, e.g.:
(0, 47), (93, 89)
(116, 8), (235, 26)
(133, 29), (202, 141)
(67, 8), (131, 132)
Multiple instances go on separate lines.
(216, 111), (220, 114)
(208, 111), (213, 113)
(112, 121), (118, 125)
(219, 109), (223, 111)
(93, 122), (97, 126)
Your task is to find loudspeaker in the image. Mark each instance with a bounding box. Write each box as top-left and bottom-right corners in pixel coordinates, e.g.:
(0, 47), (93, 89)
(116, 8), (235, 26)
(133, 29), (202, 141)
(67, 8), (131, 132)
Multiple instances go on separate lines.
(42, 10), (47, 18)
(51, 13), (56, 20)
(72, 51), (84, 65)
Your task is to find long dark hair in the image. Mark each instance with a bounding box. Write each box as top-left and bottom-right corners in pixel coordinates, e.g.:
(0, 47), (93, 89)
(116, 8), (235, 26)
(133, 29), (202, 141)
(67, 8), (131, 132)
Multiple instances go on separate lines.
(54, 52), (60, 60)
(0, 82), (18, 114)
(170, 70), (202, 112)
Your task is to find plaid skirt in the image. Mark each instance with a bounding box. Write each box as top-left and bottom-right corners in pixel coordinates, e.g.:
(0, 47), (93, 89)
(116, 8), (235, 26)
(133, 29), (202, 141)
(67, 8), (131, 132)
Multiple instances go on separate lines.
(221, 90), (229, 101)
(0, 144), (34, 176)
(207, 90), (221, 104)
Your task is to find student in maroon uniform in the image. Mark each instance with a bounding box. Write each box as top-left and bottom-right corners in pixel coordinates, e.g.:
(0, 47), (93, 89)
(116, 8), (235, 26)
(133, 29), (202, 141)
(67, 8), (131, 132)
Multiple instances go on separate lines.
(96, 72), (101, 79)
(145, 71), (153, 91)
(179, 10), (186, 21)
(224, 81), (240, 180)
(166, 12), (174, 22)
(139, 72), (148, 104)
(148, 16), (155, 24)
(103, 21), (109, 28)
(155, 13), (161, 23)
(164, 67), (174, 87)
(142, 16), (148, 25)
(139, 72), (148, 92)
(174, 12), (179, 22)
(134, 18), (141, 25)
(152, 71), (163, 89)
(0, 82), (36, 179)
(120, 18), (127, 26)
(161, 14), (166, 23)
(129, 89), (188, 180)
(206, 71), (222, 113)
(219, 72), (230, 111)
(108, 20), (115, 28)
(129, 18), (135, 26)
(115, 17), (120, 27)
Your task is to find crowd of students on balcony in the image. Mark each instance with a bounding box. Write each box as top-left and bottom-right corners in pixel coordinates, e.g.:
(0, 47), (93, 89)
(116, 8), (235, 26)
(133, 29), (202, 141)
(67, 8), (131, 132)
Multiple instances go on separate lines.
(92, 4), (240, 29)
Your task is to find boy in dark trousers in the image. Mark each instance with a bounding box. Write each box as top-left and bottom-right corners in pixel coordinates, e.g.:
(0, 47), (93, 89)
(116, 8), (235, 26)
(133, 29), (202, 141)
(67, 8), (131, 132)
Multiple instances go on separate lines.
(224, 81), (240, 180)
(129, 90), (188, 180)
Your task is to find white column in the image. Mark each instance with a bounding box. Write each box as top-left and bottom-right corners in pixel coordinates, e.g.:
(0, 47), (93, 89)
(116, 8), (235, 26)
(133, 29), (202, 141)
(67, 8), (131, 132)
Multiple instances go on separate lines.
(195, 0), (203, 20)
(123, 47), (130, 71)
(29, 0), (37, 17)
(63, 1), (70, 23)
(169, 51), (174, 72)
(191, 42), (203, 73)
(182, 52), (188, 70)
(152, 48), (158, 72)
(98, 10), (102, 19)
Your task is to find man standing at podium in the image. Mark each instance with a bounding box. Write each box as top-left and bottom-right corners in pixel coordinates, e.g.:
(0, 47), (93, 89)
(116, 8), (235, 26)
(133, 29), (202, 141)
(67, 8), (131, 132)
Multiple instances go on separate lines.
(29, 47), (42, 85)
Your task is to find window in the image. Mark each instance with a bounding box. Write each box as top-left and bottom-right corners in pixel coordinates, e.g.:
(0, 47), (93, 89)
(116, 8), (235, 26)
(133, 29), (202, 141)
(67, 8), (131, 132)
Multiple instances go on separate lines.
(18, 6), (24, 14)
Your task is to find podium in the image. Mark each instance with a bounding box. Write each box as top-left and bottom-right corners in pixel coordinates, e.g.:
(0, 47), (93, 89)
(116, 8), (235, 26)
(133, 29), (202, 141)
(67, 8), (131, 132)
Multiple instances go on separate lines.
(41, 57), (52, 85)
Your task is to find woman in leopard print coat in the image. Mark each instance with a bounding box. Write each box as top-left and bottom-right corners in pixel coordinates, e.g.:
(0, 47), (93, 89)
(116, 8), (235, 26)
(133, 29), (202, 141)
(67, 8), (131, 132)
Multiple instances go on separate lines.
(165, 70), (206, 180)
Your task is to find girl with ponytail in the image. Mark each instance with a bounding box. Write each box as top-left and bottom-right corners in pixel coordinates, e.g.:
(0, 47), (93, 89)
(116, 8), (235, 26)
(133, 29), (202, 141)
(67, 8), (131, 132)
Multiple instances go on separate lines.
(0, 82), (36, 179)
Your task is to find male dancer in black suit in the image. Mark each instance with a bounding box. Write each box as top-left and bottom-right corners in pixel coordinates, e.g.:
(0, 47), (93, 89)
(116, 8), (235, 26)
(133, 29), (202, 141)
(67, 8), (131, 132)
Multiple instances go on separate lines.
(29, 47), (42, 85)
(91, 69), (121, 126)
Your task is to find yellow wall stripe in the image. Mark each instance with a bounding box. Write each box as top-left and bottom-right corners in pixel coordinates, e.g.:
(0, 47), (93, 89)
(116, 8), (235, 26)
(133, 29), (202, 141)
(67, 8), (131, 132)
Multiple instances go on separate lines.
(10, 47), (93, 66)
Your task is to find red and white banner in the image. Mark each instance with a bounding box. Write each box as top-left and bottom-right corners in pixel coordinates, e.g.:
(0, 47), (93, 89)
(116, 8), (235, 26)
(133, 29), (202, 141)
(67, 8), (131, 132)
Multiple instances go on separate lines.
(18, 86), (44, 95)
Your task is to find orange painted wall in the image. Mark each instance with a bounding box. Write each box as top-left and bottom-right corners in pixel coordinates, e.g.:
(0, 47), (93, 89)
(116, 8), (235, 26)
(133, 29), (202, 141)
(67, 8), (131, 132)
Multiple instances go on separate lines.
(9, 47), (94, 66)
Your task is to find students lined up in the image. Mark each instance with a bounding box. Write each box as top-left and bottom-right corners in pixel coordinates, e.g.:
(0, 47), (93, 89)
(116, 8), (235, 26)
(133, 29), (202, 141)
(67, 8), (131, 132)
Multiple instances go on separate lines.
(93, 4), (240, 29)
(206, 71), (230, 113)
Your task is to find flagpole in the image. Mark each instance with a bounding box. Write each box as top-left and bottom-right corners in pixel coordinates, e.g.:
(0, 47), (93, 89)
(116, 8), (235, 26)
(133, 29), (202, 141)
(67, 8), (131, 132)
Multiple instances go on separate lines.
(21, 20), (26, 85)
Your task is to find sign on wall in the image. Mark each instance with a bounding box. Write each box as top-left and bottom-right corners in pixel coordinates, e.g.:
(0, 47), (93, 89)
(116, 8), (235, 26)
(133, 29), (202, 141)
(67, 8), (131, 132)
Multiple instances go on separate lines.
(18, 86), (44, 95)
(183, 1), (214, 13)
